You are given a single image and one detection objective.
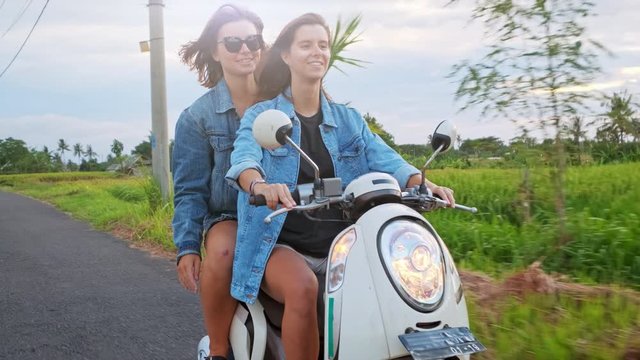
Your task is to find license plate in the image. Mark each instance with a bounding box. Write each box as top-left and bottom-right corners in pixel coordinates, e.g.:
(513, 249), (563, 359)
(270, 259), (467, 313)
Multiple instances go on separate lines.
(398, 326), (486, 360)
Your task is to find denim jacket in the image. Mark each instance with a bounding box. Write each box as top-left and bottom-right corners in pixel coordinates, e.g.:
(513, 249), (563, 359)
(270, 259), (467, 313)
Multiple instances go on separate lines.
(225, 91), (420, 303)
(172, 80), (240, 261)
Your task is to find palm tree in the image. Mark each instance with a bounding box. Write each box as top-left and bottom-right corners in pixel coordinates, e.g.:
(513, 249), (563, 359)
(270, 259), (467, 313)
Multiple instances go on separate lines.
(73, 143), (84, 164)
(85, 145), (96, 162)
(57, 139), (70, 169)
(42, 146), (51, 161)
(564, 116), (588, 164)
(329, 14), (369, 74)
(564, 116), (588, 145)
(599, 91), (637, 144)
(111, 139), (124, 158)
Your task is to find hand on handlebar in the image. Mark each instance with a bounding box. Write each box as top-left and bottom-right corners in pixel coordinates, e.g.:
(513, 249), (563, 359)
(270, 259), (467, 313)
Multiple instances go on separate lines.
(429, 184), (456, 208)
(252, 182), (296, 210)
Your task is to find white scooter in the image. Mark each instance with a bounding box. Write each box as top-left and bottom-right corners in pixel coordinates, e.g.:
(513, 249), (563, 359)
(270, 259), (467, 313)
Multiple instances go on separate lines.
(198, 110), (485, 360)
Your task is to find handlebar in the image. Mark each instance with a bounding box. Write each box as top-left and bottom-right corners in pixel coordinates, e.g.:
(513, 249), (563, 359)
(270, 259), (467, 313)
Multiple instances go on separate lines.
(249, 194), (266, 206)
(262, 197), (336, 224)
(249, 185), (477, 223)
(430, 196), (477, 213)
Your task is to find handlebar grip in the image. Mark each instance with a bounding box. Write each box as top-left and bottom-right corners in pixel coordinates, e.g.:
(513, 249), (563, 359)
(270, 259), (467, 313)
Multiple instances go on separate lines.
(249, 194), (266, 206)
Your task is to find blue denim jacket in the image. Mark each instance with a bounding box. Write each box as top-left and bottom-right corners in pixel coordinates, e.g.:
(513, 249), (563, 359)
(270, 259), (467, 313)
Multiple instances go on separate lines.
(225, 91), (420, 303)
(172, 80), (239, 261)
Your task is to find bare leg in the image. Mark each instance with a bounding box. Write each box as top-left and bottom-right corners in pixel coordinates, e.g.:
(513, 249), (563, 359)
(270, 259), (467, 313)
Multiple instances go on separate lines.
(262, 247), (319, 360)
(200, 220), (238, 357)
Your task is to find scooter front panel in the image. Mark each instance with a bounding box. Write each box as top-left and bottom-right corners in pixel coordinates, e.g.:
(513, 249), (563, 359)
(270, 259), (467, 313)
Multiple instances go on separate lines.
(357, 204), (471, 358)
(325, 224), (390, 359)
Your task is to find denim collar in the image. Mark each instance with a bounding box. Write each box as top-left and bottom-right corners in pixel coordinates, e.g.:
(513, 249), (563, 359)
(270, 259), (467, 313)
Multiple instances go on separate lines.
(275, 87), (338, 128)
(213, 79), (235, 115)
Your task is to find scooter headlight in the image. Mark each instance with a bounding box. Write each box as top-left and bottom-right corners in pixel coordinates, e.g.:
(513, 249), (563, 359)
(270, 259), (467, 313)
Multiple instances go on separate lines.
(379, 219), (444, 312)
(328, 228), (357, 293)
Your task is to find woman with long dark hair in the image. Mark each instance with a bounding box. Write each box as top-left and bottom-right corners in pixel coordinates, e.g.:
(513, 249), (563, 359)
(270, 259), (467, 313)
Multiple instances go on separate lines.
(226, 13), (455, 359)
(172, 4), (265, 360)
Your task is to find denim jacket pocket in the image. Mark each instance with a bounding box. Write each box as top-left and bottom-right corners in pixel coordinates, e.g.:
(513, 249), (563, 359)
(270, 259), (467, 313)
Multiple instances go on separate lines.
(264, 146), (294, 184)
(211, 135), (235, 152)
(267, 147), (289, 157)
(339, 136), (365, 158)
(338, 135), (367, 176)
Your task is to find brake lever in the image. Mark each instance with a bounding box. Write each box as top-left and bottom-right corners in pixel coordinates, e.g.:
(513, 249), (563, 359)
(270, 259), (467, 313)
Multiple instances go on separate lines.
(263, 197), (332, 224)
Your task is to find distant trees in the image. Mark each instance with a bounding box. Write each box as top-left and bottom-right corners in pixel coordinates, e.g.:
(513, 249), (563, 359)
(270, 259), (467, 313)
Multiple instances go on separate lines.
(73, 143), (84, 164)
(132, 139), (152, 160)
(0, 138), (31, 173)
(110, 139), (124, 158)
(459, 137), (507, 157)
(85, 145), (96, 162)
(363, 113), (397, 149)
(57, 139), (70, 165)
(597, 91), (639, 144)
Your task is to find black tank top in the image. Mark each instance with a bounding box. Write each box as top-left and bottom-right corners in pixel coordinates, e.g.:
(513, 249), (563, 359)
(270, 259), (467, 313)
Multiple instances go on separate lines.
(277, 111), (349, 257)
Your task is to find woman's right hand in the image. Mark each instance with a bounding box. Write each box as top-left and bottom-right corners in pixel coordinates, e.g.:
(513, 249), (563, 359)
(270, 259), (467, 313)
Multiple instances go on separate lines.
(177, 254), (201, 293)
(252, 182), (296, 210)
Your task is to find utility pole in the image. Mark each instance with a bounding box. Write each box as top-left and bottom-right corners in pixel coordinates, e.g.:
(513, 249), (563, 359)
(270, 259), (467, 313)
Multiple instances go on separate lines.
(147, 0), (171, 200)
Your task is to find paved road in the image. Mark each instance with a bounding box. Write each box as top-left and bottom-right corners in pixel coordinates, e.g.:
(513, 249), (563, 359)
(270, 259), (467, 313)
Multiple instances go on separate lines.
(0, 191), (204, 360)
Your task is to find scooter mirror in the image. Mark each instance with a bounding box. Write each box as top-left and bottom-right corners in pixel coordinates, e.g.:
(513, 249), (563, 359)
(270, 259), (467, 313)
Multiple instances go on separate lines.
(431, 120), (457, 153)
(252, 109), (293, 150)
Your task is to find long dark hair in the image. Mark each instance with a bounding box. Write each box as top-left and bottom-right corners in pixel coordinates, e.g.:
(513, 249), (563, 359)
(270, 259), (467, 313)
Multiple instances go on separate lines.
(257, 13), (331, 100)
(180, 4), (264, 88)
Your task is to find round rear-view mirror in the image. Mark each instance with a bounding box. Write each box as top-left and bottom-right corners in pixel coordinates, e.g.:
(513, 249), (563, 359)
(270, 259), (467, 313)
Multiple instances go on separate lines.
(431, 120), (457, 153)
(252, 109), (293, 150)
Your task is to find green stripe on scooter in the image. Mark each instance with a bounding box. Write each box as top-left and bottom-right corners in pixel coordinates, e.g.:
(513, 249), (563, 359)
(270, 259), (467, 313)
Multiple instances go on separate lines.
(328, 297), (334, 358)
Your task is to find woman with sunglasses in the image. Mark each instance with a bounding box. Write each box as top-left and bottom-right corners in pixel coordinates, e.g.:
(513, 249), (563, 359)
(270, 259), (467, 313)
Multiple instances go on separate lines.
(225, 13), (456, 359)
(172, 4), (265, 360)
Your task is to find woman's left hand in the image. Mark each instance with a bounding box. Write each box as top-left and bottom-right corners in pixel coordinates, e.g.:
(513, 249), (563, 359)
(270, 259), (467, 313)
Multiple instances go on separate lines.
(429, 185), (456, 207)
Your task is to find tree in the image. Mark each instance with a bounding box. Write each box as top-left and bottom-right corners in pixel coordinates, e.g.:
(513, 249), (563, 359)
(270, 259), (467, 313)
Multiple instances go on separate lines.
(57, 139), (70, 165)
(0, 138), (30, 173)
(42, 146), (51, 161)
(363, 113), (397, 149)
(449, 0), (608, 243)
(111, 139), (124, 158)
(85, 145), (96, 162)
(459, 137), (506, 157)
(564, 116), (588, 164)
(329, 14), (369, 74)
(51, 153), (63, 172)
(564, 116), (588, 146)
(73, 143), (84, 163)
(598, 91), (638, 144)
(132, 138), (152, 160)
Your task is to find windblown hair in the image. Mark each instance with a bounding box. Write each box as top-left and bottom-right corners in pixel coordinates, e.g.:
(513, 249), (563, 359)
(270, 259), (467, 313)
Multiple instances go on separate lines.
(179, 4), (264, 88)
(257, 13), (331, 100)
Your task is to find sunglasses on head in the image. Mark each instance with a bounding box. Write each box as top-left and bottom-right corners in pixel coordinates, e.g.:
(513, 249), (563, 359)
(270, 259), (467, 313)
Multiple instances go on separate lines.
(218, 34), (264, 53)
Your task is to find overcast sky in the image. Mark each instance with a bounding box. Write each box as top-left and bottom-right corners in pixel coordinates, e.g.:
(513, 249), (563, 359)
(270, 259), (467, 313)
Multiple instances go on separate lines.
(0, 0), (639, 159)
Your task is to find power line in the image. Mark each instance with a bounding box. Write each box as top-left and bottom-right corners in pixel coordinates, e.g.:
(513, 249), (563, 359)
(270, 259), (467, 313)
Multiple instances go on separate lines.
(2, 0), (35, 39)
(0, 0), (7, 11)
(0, 0), (49, 80)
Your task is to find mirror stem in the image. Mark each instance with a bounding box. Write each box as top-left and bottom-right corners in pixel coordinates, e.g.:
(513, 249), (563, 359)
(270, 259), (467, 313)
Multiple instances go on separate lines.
(420, 144), (444, 193)
(284, 136), (321, 191)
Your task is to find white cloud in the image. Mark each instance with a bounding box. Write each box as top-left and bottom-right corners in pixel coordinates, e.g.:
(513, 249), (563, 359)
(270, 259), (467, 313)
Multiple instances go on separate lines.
(621, 67), (640, 76)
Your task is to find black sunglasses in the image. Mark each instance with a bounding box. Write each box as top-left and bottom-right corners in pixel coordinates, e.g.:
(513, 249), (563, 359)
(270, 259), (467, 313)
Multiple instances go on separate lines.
(218, 34), (264, 53)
